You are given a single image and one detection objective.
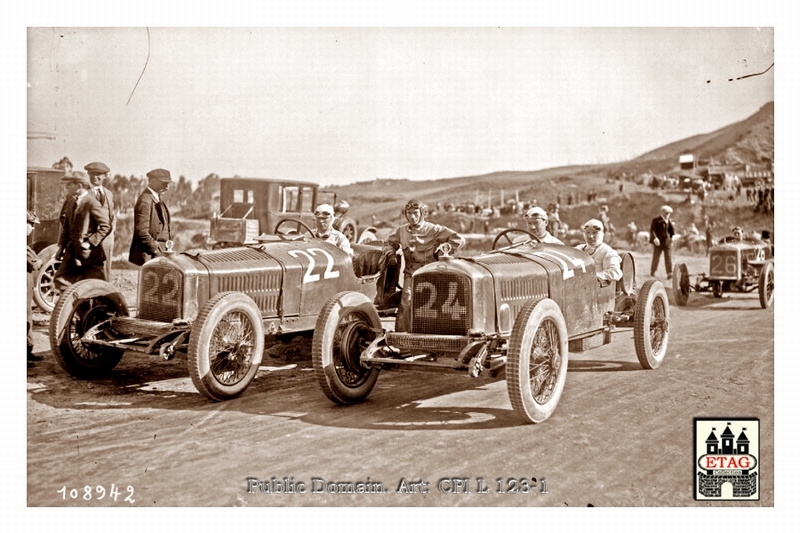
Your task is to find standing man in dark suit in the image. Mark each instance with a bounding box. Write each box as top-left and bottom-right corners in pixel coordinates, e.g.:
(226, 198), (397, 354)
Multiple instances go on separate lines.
(649, 204), (675, 279)
(53, 171), (112, 291)
(129, 168), (172, 266)
(84, 162), (115, 280)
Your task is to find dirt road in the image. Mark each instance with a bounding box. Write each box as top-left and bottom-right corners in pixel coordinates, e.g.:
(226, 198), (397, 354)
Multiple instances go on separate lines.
(26, 252), (774, 507)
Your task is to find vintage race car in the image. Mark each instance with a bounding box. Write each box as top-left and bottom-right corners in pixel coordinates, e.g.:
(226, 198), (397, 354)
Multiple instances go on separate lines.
(672, 236), (773, 308)
(49, 236), (400, 401)
(311, 228), (671, 424)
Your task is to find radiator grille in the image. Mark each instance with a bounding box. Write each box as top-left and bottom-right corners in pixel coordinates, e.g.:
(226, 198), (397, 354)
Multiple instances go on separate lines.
(385, 332), (468, 353)
(411, 272), (471, 335)
(138, 265), (183, 321)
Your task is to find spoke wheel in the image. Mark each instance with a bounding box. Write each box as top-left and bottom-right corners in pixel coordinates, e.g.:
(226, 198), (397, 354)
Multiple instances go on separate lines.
(312, 291), (382, 404)
(634, 279), (670, 369)
(672, 263), (690, 306)
(758, 262), (774, 309)
(49, 279), (128, 378)
(507, 298), (569, 424)
(338, 217), (358, 243)
(492, 228), (540, 250)
(34, 244), (61, 312)
(188, 292), (264, 401)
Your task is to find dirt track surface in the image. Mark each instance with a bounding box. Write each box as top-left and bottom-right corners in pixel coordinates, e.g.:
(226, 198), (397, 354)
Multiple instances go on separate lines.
(26, 252), (774, 507)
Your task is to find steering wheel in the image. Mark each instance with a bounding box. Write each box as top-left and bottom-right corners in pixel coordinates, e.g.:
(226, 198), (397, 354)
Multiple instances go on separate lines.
(274, 218), (314, 240)
(492, 228), (541, 250)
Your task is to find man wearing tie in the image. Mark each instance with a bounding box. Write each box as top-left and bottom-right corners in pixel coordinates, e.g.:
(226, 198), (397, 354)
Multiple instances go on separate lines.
(84, 162), (115, 280)
(53, 171), (112, 290)
(129, 168), (173, 266)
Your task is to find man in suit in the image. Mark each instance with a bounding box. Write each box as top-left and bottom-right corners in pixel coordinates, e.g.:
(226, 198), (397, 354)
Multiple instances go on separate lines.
(649, 204), (675, 279)
(84, 162), (115, 280)
(53, 171), (112, 291)
(129, 168), (172, 266)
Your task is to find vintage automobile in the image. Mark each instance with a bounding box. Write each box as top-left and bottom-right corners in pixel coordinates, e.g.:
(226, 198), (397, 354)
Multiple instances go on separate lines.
(27, 166), (68, 312)
(49, 236), (400, 401)
(209, 177), (377, 247)
(311, 228), (671, 424)
(671, 235), (774, 308)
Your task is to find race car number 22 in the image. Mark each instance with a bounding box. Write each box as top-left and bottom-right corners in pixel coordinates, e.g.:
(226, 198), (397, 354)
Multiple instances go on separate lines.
(288, 248), (340, 283)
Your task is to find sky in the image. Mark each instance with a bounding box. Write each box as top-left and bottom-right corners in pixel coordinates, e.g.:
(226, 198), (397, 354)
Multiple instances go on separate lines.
(25, 25), (775, 186)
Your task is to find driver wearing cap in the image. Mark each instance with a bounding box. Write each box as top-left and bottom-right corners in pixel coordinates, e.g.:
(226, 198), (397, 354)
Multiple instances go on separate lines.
(383, 199), (465, 332)
(576, 218), (622, 286)
(311, 203), (353, 256)
(519, 206), (564, 244)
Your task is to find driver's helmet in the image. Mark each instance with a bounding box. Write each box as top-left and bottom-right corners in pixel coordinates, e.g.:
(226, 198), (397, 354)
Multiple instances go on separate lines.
(334, 200), (349, 216)
(401, 199), (428, 219)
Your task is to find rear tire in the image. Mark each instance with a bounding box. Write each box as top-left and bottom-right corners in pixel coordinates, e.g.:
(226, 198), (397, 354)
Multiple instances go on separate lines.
(758, 262), (774, 309)
(34, 244), (61, 312)
(672, 263), (690, 306)
(507, 298), (569, 424)
(634, 280), (670, 369)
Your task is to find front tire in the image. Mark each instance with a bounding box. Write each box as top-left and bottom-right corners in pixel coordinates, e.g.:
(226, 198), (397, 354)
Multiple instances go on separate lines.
(49, 279), (128, 378)
(506, 298), (569, 424)
(634, 279), (670, 369)
(188, 292), (264, 401)
(312, 291), (382, 404)
(758, 261), (774, 309)
(672, 263), (690, 306)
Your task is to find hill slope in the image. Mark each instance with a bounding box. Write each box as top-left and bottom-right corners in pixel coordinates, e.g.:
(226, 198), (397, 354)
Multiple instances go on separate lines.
(332, 102), (773, 241)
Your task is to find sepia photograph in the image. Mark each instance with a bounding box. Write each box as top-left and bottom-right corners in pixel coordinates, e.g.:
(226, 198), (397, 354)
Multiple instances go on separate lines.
(5, 1), (797, 530)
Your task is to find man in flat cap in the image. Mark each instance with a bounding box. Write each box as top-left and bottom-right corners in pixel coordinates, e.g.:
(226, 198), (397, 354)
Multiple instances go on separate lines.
(129, 169), (173, 266)
(649, 205), (675, 278)
(53, 171), (112, 291)
(84, 162), (116, 280)
(311, 203), (353, 256)
(518, 206), (564, 244)
(575, 218), (622, 286)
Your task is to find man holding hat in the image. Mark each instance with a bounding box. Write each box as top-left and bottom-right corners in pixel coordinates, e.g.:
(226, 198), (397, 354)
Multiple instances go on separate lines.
(84, 162), (116, 280)
(519, 206), (564, 244)
(53, 171), (112, 291)
(649, 205), (675, 278)
(129, 169), (172, 266)
(576, 219), (622, 286)
(311, 203), (353, 256)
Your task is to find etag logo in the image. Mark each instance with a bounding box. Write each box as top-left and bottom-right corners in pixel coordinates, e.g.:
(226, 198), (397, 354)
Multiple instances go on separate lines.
(694, 418), (759, 500)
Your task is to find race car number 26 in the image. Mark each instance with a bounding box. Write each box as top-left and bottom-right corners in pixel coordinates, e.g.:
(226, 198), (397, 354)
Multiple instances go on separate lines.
(288, 248), (340, 283)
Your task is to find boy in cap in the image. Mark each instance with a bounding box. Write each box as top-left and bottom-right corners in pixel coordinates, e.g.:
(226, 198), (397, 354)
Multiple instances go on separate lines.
(519, 206), (564, 244)
(311, 203), (353, 256)
(129, 169), (172, 266)
(53, 171), (112, 291)
(575, 219), (622, 286)
(27, 211), (44, 366)
(649, 205), (675, 278)
(84, 162), (115, 280)
(383, 199), (465, 332)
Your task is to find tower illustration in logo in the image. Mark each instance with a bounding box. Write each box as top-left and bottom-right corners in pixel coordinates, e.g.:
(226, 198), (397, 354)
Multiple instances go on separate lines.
(694, 418), (759, 500)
